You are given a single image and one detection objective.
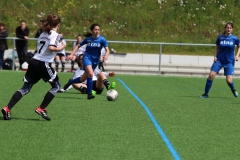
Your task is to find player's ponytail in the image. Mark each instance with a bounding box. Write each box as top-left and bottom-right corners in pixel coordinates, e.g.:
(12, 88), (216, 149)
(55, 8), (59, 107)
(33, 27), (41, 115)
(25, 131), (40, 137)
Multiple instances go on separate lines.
(42, 14), (61, 34)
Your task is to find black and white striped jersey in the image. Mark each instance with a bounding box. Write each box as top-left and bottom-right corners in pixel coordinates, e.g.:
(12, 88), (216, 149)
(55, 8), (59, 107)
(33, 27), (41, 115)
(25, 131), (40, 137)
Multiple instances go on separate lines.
(33, 30), (60, 62)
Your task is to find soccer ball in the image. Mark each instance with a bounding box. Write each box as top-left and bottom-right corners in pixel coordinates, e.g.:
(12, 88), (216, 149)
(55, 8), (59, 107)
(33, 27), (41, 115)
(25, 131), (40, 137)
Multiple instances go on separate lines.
(106, 89), (118, 101)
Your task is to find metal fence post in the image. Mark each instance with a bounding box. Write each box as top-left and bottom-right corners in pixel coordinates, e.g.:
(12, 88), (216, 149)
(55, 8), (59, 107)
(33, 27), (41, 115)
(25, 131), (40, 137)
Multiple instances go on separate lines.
(158, 44), (162, 75)
(12, 38), (16, 70)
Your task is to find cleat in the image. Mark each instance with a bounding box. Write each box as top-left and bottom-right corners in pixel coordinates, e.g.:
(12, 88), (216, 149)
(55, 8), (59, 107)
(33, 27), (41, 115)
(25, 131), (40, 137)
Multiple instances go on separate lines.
(108, 82), (116, 90)
(70, 69), (75, 73)
(2, 106), (11, 120)
(232, 89), (238, 97)
(200, 93), (209, 98)
(92, 90), (96, 96)
(35, 107), (51, 121)
(63, 79), (72, 90)
(58, 89), (65, 93)
(87, 94), (95, 100)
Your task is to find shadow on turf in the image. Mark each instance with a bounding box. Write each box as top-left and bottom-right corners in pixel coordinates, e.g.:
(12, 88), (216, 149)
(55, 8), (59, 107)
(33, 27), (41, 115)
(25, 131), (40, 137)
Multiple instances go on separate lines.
(0, 117), (44, 121)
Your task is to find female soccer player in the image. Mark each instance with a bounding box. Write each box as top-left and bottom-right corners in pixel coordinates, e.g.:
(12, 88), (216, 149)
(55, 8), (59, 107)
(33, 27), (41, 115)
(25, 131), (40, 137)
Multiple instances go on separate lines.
(66, 23), (112, 99)
(201, 22), (240, 98)
(1, 14), (65, 120)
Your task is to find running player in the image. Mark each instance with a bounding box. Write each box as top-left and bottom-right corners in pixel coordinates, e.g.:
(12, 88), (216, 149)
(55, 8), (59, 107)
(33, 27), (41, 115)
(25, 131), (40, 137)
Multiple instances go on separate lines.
(65, 23), (112, 99)
(201, 22), (240, 98)
(1, 14), (65, 120)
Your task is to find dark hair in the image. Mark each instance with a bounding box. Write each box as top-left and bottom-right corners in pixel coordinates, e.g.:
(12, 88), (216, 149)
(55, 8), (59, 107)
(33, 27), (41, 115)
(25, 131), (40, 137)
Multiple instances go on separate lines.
(20, 20), (26, 23)
(83, 23), (100, 37)
(223, 22), (233, 34)
(40, 19), (45, 23)
(77, 54), (84, 67)
(0, 23), (4, 27)
(42, 14), (61, 34)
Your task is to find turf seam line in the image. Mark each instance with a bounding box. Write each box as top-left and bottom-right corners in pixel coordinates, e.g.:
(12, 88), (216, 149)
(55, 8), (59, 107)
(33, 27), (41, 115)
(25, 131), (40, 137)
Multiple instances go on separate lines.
(117, 78), (181, 160)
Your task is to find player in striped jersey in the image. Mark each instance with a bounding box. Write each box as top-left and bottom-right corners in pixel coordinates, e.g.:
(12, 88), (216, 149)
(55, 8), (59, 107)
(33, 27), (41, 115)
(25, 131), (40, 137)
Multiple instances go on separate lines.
(1, 14), (65, 121)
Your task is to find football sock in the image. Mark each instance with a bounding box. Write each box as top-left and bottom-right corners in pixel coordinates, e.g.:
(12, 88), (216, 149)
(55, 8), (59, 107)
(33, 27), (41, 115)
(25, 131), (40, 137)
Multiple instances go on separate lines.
(204, 79), (213, 95)
(228, 82), (235, 90)
(40, 91), (55, 109)
(71, 60), (75, 70)
(79, 86), (87, 94)
(102, 79), (110, 90)
(7, 91), (23, 109)
(87, 77), (93, 95)
(70, 78), (81, 84)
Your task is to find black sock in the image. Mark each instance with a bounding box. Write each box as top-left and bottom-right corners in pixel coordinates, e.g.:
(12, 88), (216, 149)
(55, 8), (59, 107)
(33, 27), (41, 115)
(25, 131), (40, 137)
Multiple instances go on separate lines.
(102, 79), (110, 89)
(79, 86), (87, 94)
(71, 60), (75, 70)
(7, 91), (23, 110)
(40, 91), (55, 109)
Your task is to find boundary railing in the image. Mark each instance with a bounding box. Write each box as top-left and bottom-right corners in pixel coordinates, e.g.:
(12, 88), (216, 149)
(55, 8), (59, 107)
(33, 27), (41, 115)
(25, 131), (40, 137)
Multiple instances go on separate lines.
(3, 37), (215, 74)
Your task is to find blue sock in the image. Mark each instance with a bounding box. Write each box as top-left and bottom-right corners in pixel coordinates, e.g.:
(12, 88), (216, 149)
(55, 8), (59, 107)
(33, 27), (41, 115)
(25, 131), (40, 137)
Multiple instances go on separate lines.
(70, 78), (81, 84)
(228, 82), (235, 91)
(87, 77), (93, 95)
(205, 79), (213, 95)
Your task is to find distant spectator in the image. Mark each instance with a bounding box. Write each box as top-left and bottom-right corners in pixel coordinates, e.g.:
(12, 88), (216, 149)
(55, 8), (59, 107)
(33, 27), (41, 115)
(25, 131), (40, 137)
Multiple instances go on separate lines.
(34, 19), (45, 54)
(71, 35), (82, 72)
(15, 20), (30, 70)
(54, 33), (66, 72)
(35, 19), (45, 38)
(0, 22), (8, 69)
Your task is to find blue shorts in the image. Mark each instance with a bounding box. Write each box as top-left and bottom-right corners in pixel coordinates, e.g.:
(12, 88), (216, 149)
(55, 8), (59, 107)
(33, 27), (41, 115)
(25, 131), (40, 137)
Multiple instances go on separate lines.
(210, 60), (235, 76)
(82, 54), (99, 70)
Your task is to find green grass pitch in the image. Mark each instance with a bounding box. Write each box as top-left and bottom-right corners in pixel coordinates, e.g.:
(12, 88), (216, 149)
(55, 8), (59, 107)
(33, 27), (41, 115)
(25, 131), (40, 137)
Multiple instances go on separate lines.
(1, 70), (240, 160)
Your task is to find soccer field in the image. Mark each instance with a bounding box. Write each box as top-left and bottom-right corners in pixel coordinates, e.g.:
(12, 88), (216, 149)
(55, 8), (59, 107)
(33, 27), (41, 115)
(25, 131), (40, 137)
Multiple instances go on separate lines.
(1, 71), (240, 160)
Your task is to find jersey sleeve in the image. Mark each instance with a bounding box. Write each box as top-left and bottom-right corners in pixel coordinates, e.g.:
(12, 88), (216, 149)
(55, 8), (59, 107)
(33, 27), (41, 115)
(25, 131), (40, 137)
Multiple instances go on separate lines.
(101, 37), (108, 47)
(49, 33), (60, 47)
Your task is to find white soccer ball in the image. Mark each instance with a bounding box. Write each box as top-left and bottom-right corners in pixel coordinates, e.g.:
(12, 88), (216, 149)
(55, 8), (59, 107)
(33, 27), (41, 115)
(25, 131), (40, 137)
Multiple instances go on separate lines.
(106, 89), (118, 101)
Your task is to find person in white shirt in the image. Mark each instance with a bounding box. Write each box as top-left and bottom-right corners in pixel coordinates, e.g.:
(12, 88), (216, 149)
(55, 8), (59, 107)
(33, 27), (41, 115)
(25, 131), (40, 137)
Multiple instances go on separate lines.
(54, 33), (66, 72)
(1, 14), (65, 121)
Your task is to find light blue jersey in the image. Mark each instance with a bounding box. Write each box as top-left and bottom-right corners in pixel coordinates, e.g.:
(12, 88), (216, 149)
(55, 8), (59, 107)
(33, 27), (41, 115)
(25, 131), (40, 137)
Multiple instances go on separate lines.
(216, 34), (240, 63)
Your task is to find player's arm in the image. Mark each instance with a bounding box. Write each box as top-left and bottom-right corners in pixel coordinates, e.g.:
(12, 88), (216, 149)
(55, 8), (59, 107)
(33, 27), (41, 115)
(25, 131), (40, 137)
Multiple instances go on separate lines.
(49, 44), (65, 51)
(67, 44), (80, 60)
(235, 44), (240, 61)
(103, 47), (109, 62)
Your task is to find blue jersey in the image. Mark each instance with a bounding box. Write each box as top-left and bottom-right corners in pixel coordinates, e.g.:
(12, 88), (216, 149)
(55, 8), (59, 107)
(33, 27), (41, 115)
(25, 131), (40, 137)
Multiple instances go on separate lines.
(80, 35), (108, 60)
(216, 34), (240, 63)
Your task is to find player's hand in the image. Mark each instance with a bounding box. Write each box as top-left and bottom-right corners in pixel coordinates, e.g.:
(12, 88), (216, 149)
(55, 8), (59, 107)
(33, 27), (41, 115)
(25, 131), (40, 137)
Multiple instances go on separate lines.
(67, 54), (74, 60)
(214, 56), (217, 62)
(103, 56), (108, 62)
(109, 72), (115, 77)
(235, 56), (239, 61)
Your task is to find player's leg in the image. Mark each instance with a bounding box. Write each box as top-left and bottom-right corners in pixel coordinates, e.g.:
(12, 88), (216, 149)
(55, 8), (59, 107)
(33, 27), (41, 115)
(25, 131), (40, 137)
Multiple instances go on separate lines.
(55, 54), (60, 72)
(201, 61), (221, 98)
(2, 60), (39, 120)
(225, 63), (238, 97)
(35, 60), (59, 120)
(71, 55), (76, 72)
(61, 55), (66, 72)
(85, 65), (94, 99)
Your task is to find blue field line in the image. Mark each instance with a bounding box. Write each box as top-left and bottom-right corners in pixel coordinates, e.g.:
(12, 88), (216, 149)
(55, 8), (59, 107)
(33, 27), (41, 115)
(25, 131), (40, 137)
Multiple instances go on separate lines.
(117, 78), (181, 160)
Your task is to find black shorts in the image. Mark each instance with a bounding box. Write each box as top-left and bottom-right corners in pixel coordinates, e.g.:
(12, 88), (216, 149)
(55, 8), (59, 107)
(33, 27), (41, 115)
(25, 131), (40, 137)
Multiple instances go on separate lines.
(56, 53), (65, 59)
(24, 59), (59, 84)
(92, 81), (103, 94)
